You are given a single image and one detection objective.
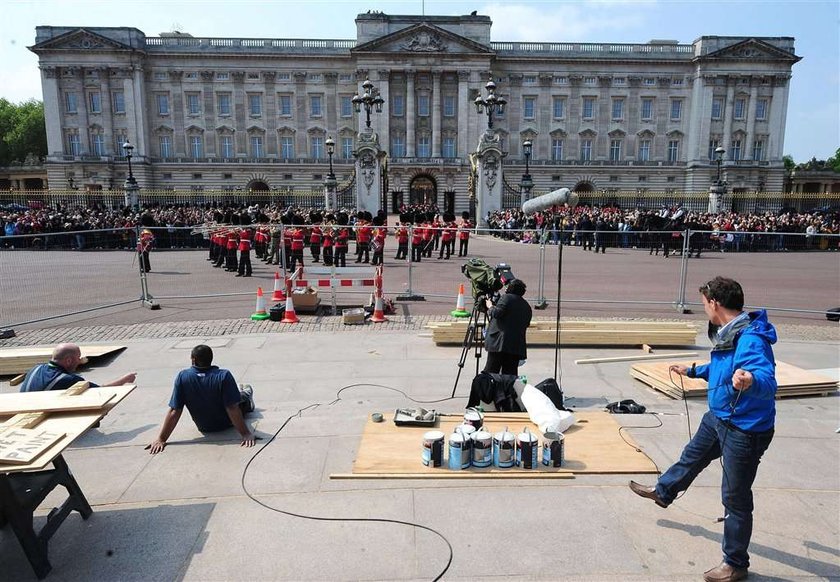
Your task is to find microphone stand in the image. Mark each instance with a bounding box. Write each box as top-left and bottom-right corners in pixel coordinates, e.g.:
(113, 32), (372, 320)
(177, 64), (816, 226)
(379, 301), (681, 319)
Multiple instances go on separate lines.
(554, 220), (563, 382)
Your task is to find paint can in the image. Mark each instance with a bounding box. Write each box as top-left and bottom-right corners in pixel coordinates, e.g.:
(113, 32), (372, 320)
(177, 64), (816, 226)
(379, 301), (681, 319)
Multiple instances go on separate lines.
(542, 431), (565, 467)
(516, 427), (539, 469)
(471, 428), (493, 468)
(448, 427), (471, 470)
(493, 427), (516, 468)
(463, 407), (484, 431)
(422, 430), (444, 467)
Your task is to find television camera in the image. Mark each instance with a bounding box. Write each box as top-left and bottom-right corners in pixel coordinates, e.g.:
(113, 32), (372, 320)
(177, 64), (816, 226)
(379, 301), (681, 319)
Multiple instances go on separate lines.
(461, 259), (516, 310)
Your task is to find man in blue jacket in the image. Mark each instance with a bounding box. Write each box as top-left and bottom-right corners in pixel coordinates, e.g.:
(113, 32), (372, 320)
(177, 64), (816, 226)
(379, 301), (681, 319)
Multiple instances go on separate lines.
(629, 277), (777, 582)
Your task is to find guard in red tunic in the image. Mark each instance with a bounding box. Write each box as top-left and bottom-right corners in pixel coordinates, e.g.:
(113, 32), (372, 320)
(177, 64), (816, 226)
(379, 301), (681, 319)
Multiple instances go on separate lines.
(422, 220), (435, 258)
(355, 220), (372, 263)
(322, 226), (334, 266)
(309, 224), (322, 263)
(395, 224), (409, 260)
(225, 230), (239, 272)
(371, 226), (386, 266)
(439, 220), (455, 260)
(289, 225), (305, 271)
(334, 226), (349, 267)
(458, 217), (472, 257)
(411, 223), (424, 262)
(254, 226), (269, 259)
(213, 228), (227, 268)
(237, 228), (252, 277)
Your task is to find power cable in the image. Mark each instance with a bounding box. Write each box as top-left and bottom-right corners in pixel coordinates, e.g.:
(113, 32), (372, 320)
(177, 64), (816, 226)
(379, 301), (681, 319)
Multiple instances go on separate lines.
(240, 383), (460, 581)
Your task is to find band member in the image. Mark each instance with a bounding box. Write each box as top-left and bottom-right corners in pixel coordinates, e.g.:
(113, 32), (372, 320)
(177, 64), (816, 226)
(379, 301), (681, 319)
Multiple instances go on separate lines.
(371, 225), (386, 266)
(322, 226), (334, 266)
(411, 223), (423, 262)
(334, 225), (349, 267)
(289, 224), (305, 271)
(439, 220), (455, 260)
(213, 228), (228, 268)
(355, 219), (371, 263)
(395, 223), (409, 260)
(422, 219), (435, 258)
(309, 223), (322, 263)
(225, 229), (238, 272)
(458, 215), (472, 257)
(236, 228), (252, 277)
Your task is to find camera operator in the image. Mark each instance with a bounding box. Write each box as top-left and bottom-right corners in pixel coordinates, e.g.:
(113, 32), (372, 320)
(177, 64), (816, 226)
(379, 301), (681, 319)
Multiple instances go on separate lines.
(482, 278), (532, 376)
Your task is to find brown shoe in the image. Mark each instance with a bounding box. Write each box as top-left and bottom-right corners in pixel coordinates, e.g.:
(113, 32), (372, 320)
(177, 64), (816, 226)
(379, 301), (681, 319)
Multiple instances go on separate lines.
(628, 480), (668, 508)
(703, 561), (748, 582)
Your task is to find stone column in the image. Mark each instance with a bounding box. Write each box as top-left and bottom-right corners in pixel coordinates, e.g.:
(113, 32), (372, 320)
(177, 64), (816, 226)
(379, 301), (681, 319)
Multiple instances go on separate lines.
(768, 75), (790, 161)
(722, 78), (735, 160)
(201, 71), (217, 157)
(376, 70), (390, 156)
(40, 67), (63, 157)
(457, 70), (471, 158)
(744, 79), (758, 160)
(234, 70), (248, 155)
(686, 74), (709, 162)
(100, 67), (114, 154)
(355, 130), (384, 214)
(130, 65), (148, 157)
(475, 130), (505, 227)
(264, 71), (278, 157)
(432, 71), (442, 157)
(170, 70), (186, 156)
(406, 70), (415, 157)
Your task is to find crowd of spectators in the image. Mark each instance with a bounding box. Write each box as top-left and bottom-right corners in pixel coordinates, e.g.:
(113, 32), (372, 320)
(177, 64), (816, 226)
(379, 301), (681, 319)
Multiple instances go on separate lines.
(1, 200), (838, 252)
(487, 205), (840, 252)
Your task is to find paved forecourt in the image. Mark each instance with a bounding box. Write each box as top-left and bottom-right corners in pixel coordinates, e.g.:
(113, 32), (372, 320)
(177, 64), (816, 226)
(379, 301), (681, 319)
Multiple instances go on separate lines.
(0, 322), (837, 580)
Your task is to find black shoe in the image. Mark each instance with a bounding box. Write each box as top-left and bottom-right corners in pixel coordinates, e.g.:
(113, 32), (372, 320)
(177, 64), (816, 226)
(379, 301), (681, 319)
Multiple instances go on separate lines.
(629, 481), (668, 508)
(235, 274), (243, 277)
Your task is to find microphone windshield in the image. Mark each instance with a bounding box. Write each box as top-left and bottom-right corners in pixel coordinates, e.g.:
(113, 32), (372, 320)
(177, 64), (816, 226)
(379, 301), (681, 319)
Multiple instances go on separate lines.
(522, 188), (579, 215)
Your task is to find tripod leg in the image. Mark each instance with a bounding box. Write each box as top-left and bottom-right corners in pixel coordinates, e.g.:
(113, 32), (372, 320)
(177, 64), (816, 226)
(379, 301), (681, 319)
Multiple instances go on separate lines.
(451, 303), (481, 399)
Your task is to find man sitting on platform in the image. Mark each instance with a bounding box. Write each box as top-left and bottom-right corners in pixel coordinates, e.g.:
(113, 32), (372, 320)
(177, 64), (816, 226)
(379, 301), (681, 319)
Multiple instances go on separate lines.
(147, 344), (255, 453)
(19, 343), (137, 392)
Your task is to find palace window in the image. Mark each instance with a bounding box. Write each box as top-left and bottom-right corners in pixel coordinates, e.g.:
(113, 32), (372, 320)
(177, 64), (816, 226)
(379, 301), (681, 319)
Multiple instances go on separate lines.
(417, 94), (430, 117)
(187, 93), (201, 115)
(189, 135), (203, 158)
(391, 135), (405, 157)
(342, 137), (353, 159)
(552, 97), (565, 119)
(582, 97), (595, 119)
(278, 94), (292, 116)
(641, 98), (653, 121)
(708, 139), (720, 160)
(112, 91), (125, 114)
(310, 136), (324, 159)
(216, 72), (229, 81)
(91, 133), (105, 156)
(611, 98), (624, 121)
(417, 134), (431, 157)
(250, 135), (264, 158)
(752, 140), (764, 161)
(392, 94), (404, 116)
(248, 94), (262, 116)
(220, 135), (234, 158)
(667, 139), (680, 162)
(88, 92), (101, 114)
(731, 139), (742, 161)
(340, 95), (353, 118)
(551, 139), (563, 161)
(734, 98), (746, 120)
(280, 136), (295, 159)
(580, 139), (592, 161)
(711, 98), (723, 120)
(443, 136), (456, 158)
(67, 133), (81, 156)
(159, 135), (172, 158)
(609, 139), (622, 161)
(309, 95), (322, 117)
(755, 99), (768, 120)
(670, 99), (682, 121)
(443, 95), (456, 117)
(218, 93), (231, 116)
(65, 92), (77, 113)
(156, 94), (169, 115)
(638, 139), (651, 161)
(523, 97), (536, 120)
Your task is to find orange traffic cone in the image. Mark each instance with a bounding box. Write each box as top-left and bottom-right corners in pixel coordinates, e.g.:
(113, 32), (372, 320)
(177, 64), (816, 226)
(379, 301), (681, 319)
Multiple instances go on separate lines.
(251, 287), (269, 320)
(281, 280), (299, 324)
(370, 291), (388, 323)
(271, 271), (286, 301)
(451, 283), (470, 317)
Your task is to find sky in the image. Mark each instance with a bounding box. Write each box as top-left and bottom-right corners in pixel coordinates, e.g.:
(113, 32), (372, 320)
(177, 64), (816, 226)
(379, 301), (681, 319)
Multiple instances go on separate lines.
(2, 0), (838, 162)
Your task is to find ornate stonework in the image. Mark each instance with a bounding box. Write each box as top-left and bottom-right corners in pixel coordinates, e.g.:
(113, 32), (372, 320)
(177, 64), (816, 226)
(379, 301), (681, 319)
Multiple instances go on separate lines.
(400, 31), (446, 52)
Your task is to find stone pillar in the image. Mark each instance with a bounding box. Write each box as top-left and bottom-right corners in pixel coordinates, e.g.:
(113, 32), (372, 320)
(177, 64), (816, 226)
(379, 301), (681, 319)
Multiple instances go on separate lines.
(264, 71), (278, 157)
(376, 70), (390, 156)
(744, 80), (758, 160)
(432, 71), (441, 157)
(324, 174), (337, 211)
(234, 71), (248, 155)
(406, 71), (415, 157)
(722, 79), (735, 160)
(355, 130), (384, 214)
(40, 67), (63, 157)
(130, 65), (148, 157)
(474, 130), (505, 227)
(100, 67), (114, 154)
(457, 70), (471, 158)
(708, 183), (729, 214)
(170, 70), (186, 156)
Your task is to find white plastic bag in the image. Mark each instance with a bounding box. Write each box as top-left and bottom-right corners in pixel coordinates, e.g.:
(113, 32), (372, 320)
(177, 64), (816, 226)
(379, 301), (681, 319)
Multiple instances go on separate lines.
(520, 382), (575, 434)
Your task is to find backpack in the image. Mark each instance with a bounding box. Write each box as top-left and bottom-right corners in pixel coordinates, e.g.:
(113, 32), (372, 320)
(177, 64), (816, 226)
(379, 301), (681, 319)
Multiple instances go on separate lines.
(534, 377), (566, 411)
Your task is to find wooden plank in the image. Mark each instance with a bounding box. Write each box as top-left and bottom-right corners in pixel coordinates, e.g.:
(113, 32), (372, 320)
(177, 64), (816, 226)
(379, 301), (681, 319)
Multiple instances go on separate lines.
(351, 411), (658, 476)
(0, 427), (65, 464)
(642, 344), (654, 353)
(575, 352), (698, 365)
(0, 385), (136, 473)
(0, 390), (116, 416)
(0, 345), (127, 376)
(331, 472), (575, 480)
(9, 374), (25, 387)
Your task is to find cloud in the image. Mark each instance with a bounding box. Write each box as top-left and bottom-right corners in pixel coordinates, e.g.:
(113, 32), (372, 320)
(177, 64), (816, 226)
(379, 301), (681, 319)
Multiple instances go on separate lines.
(479, 1), (656, 42)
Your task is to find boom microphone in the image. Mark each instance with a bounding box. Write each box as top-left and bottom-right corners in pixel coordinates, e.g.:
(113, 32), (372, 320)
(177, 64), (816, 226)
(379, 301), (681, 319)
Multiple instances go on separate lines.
(521, 188), (579, 215)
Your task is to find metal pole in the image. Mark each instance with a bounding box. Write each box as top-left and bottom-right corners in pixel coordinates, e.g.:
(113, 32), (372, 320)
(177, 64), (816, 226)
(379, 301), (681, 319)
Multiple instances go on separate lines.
(396, 224), (425, 301)
(676, 228), (690, 313)
(534, 227), (548, 309)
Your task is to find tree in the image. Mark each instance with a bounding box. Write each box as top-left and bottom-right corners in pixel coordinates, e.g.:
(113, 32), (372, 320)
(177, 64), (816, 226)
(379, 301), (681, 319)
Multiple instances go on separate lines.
(783, 155), (795, 172)
(826, 147), (840, 173)
(0, 98), (47, 166)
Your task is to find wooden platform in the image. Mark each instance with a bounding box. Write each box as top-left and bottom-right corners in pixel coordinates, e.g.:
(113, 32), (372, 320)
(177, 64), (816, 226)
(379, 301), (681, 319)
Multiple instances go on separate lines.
(427, 320), (698, 347)
(630, 359), (839, 399)
(0, 390), (117, 415)
(344, 411), (657, 479)
(0, 345), (126, 376)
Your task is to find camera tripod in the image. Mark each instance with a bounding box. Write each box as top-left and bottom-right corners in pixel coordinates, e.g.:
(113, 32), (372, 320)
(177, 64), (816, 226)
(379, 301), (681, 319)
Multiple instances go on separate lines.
(451, 297), (488, 398)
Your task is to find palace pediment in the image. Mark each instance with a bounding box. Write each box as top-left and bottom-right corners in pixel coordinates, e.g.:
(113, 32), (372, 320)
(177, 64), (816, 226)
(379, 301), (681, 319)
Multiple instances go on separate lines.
(30, 28), (134, 52)
(702, 38), (801, 62)
(351, 23), (492, 55)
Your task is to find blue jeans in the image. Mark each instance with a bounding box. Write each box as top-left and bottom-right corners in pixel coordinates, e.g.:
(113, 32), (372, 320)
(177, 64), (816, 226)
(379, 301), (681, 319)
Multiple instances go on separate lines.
(655, 411), (773, 569)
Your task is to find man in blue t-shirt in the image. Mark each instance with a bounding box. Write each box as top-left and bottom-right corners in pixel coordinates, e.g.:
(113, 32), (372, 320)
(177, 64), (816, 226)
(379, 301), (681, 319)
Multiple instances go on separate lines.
(20, 343), (137, 392)
(147, 344), (255, 453)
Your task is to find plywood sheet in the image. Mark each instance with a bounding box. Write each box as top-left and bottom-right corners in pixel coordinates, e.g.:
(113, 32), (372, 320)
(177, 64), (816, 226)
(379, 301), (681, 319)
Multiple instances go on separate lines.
(0, 345), (127, 376)
(351, 411), (657, 476)
(631, 360), (839, 399)
(0, 390), (116, 415)
(0, 427), (65, 464)
(0, 385), (135, 473)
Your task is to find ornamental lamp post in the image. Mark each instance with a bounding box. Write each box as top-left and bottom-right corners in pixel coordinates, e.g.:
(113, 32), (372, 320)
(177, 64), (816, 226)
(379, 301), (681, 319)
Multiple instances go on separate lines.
(709, 145), (727, 214)
(352, 78), (384, 130)
(324, 136), (337, 210)
(714, 145), (726, 185)
(474, 75), (507, 130)
(520, 139), (534, 205)
(122, 140), (139, 208)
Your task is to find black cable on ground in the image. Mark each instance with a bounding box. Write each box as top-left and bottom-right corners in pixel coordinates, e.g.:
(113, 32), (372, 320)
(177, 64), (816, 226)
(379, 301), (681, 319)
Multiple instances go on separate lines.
(240, 383), (459, 582)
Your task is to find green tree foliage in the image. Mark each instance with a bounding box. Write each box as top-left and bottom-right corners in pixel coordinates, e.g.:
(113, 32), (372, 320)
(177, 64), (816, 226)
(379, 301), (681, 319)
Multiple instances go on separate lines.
(827, 147), (840, 172)
(0, 98), (48, 166)
(783, 155), (795, 172)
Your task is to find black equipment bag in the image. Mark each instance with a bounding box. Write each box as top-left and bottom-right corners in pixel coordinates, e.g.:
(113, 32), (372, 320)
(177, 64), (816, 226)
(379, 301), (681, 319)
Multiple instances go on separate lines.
(826, 307), (840, 322)
(467, 372), (523, 412)
(534, 377), (566, 411)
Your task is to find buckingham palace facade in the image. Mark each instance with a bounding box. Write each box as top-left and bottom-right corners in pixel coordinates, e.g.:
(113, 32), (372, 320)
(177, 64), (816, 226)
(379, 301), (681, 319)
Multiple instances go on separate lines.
(31, 12), (800, 212)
